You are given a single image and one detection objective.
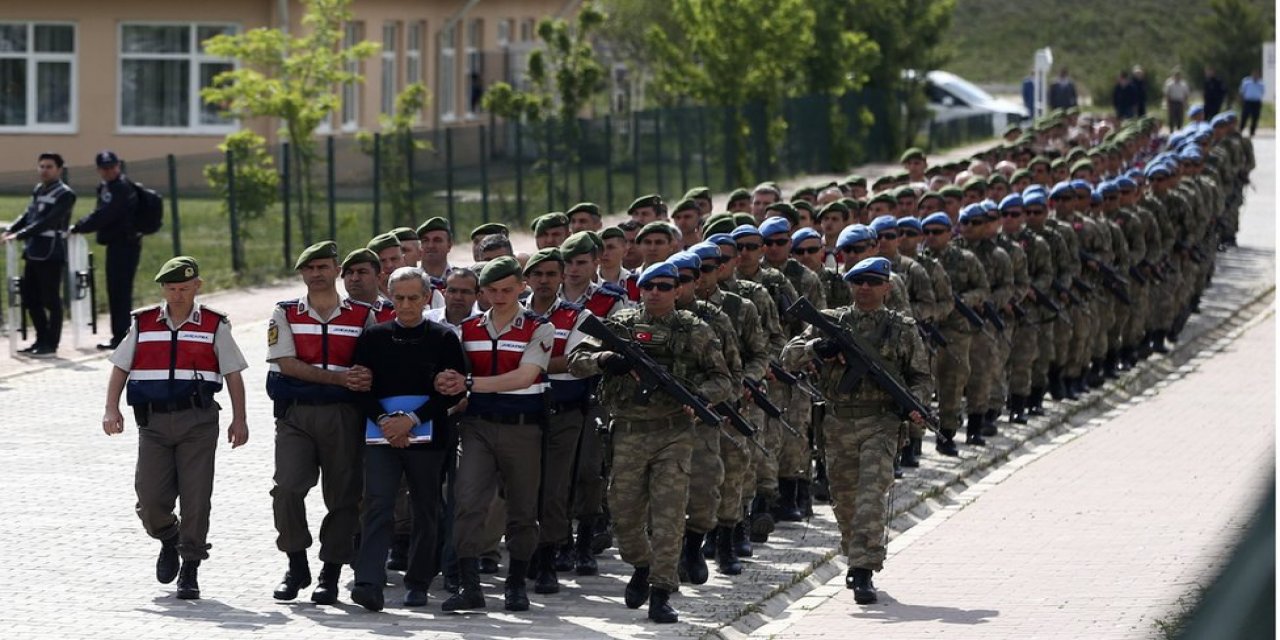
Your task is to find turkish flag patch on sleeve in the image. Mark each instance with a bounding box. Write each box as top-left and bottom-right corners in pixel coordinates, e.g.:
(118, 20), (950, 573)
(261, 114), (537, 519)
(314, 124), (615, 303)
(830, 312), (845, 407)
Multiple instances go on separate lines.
(635, 331), (652, 342)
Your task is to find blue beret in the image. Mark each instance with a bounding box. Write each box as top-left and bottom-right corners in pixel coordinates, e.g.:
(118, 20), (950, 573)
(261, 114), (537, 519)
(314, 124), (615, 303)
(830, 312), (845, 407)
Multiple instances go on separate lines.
(791, 227), (821, 247)
(843, 257), (893, 282)
(980, 199), (998, 213)
(689, 242), (722, 261)
(1167, 133), (1185, 149)
(637, 261), (679, 286)
(1069, 179), (1091, 192)
(1115, 177), (1137, 191)
(1179, 148), (1203, 162)
(837, 224), (876, 248)
(1126, 168), (1143, 180)
(1023, 192), (1047, 207)
(707, 233), (736, 248)
(1192, 130), (1211, 143)
(1049, 182), (1074, 200)
(730, 224), (762, 240)
(1145, 163), (1171, 179)
(1188, 103), (1204, 117)
(758, 216), (791, 237)
(1099, 181), (1118, 196)
(869, 215), (898, 234)
(667, 250), (702, 272)
(959, 203), (988, 222)
(999, 194), (1023, 211)
(922, 212), (952, 228)
(1210, 113), (1230, 127)
(1089, 190), (1102, 204)
(896, 216), (923, 232)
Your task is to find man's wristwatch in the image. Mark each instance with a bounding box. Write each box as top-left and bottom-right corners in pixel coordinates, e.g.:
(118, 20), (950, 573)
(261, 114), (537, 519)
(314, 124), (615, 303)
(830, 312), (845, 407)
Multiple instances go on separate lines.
(465, 373), (474, 393)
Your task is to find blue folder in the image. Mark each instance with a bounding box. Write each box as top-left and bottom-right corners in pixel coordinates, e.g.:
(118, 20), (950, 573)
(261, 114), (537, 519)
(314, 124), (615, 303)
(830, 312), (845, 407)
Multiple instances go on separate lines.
(365, 395), (432, 445)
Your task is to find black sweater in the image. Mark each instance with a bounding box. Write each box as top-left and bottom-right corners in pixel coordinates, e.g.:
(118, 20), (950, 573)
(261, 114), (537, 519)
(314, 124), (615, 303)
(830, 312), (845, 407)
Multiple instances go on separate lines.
(352, 318), (467, 449)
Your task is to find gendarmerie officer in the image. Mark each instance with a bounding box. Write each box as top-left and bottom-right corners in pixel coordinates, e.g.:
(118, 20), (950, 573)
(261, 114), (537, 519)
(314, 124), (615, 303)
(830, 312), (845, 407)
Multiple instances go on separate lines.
(71, 150), (140, 350)
(2, 152), (76, 356)
(102, 256), (249, 600)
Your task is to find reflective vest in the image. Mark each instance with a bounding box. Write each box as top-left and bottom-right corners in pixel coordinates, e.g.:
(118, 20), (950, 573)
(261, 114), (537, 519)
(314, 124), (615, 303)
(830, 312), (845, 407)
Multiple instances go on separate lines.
(266, 298), (371, 403)
(369, 298), (396, 323)
(544, 302), (591, 403)
(460, 310), (548, 415)
(583, 285), (624, 318)
(624, 273), (641, 302)
(125, 305), (224, 406)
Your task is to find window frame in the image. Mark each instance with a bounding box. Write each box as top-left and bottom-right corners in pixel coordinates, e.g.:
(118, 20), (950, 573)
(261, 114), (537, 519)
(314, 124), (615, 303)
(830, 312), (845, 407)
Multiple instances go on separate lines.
(439, 23), (456, 122)
(380, 20), (399, 117)
(340, 20), (362, 132)
(116, 21), (239, 136)
(464, 18), (482, 119)
(0, 20), (78, 134)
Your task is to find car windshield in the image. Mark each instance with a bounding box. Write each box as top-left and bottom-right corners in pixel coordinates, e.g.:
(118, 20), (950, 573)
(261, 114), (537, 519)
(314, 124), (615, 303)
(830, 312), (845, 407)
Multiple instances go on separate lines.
(933, 72), (996, 106)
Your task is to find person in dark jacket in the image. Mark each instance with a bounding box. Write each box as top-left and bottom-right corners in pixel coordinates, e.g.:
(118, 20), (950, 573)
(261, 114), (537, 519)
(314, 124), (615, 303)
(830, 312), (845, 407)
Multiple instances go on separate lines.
(1203, 66), (1228, 118)
(2, 152), (76, 356)
(70, 150), (140, 350)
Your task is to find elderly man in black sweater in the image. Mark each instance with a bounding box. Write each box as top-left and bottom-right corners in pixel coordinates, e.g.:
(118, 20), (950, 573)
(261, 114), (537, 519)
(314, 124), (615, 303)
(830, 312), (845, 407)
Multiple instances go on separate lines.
(349, 266), (467, 611)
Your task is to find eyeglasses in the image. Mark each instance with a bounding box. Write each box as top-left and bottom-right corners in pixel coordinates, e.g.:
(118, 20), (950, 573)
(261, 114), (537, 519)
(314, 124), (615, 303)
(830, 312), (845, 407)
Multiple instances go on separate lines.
(793, 246), (823, 255)
(699, 263), (721, 273)
(923, 228), (950, 235)
(1025, 208), (1046, 215)
(1001, 210), (1024, 218)
(961, 219), (986, 226)
(848, 277), (884, 287)
(840, 243), (872, 254)
(1105, 195), (1119, 201)
(878, 232), (899, 240)
(639, 282), (677, 292)
(902, 230), (921, 238)
(678, 274), (697, 284)
(763, 238), (790, 247)
(736, 242), (762, 252)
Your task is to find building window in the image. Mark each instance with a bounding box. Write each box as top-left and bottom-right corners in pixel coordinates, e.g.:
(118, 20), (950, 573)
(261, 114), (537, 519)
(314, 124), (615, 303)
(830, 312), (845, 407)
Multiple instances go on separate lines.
(519, 18), (535, 43)
(465, 19), (482, 117)
(439, 24), (455, 121)
(341, 21), (362, 131)
(496, 19), (512, 48)
(381, 21), (399, 116)
(119, 23), (236, 132)
(0, 22), (76, 132)
(406, 21), (423, 88)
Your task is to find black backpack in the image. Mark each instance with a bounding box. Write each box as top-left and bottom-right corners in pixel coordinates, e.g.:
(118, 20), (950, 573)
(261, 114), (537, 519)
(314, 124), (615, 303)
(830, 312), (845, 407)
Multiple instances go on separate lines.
(129, 179), (164, 235)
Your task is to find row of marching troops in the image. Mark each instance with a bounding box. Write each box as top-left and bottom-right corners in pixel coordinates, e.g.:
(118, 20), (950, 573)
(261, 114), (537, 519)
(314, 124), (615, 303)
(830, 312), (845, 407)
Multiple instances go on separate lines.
(103, 106), (1253, 621)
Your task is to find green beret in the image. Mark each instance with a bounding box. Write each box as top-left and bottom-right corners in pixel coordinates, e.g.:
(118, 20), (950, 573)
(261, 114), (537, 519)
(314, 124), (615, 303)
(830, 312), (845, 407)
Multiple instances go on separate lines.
(522, 247), (563, 275)
(470, 222), (509, 240)
(1003, 123), (1022, 136)
(683, 187), (711, 201)
(1071, 160), (1094, 175)
(566, 202), (601, 218)
(672, 198), (700, 215)
(987, 172), (1009, 186)
(560, 231), (599, 259)
(871, 175), (895, 189)
(917, 191), (944, 207)
(636, 221), (676, 243)
(899, 147), (926, 163)
(868, 192), (896, 207)
(366, 233), (400, 255)
(731, 213), (755, 228)
(416, 216), (451, 237)
(1049, 158), (1067, 170)
(817, 202), (849, 219)
(726, 188), (751, 204)
(1029, 155), (1051, 168)
(390, 227), (417, 242)
(925, 166), (942, 177)
(296, 240), (340, 269)
(585, 231), (603, 248)
(892, 170), (909, 181)
(893, 185), (916, 199)
(628, 194), (663, 213)
(939, 185), (964, 198)
(1066, 148), (1086, 162)
(843, 174), (867, 187)
(702, 215), (737, 236)
(791, 186), (817, 201)
(601, 226), (625, 241)
(341, 248), (380, 272)
(479, 256), (522, 286)
(962, 177), (988, 193)
(155, 256), (199, 283)
(792, 200), (815, 215)
(765, 201), (796, 217)
(1010, 168), (1031, 183)
(531, 212), (569, 235)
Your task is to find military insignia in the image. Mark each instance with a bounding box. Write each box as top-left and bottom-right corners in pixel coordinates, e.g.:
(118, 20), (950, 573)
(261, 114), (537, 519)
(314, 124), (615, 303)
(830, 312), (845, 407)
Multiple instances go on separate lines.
(102, 191), (112, 203)
(184, 266), (194, 278)
(267, 319), (279, 346)
(540, 342), (551, 353)
(635, 331), (652, 342)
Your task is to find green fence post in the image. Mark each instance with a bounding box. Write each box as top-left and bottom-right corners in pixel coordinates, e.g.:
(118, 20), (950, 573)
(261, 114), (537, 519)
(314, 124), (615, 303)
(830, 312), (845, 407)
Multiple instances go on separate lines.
(281, 142), (292, 270)
(372, 132), (382, 235)
(404, 132), (416, 218)
(545, 120), (555, 212)
(654, 110), (663, 198)
(226, 148), (242, 273)
(445, 127), (456, 229)
(576, 119), (586, 204)
(632, 110), (640, 198)
(677, 109), (688, 195)
(697, 108), (709, 187)
(515, 120), (525, 222)
(166, 154), (181, 255)
(326, 135), (336, 240)
(604, 114), (614, 213)
(480, 125), (490, 224)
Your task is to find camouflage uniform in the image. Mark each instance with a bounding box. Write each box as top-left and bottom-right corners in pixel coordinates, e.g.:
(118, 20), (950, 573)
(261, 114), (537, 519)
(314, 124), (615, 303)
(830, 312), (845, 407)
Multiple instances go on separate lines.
(1043, 215), (1083, 382)
(772, 259), (826, 483)
(889, 253), (938, 444)
(1010, 227), (1053, 403)
(918, 242), (990, 440)
(1027, 221), (1067, 398)
(992, 232), (1031, 411)
(567, 307), (732, 593)
(955, 236), (1012, 418)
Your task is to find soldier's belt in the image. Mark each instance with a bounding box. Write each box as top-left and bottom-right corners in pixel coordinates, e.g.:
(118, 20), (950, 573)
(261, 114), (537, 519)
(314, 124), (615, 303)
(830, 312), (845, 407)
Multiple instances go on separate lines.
(828, 404), (896, 420)
(612, 414), (692, 431)
(468, 412), (543, 426)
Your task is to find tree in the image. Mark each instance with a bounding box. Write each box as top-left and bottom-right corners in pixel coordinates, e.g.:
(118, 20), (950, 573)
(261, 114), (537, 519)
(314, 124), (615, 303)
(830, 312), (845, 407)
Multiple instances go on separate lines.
(201, 0), (378, 244)
(800, 0), (880, 168)
(483, 3), (607, 209)
(357, 83), (431, 227)
(204, 130), (279, 273)
(1192, 0), (1275, 108)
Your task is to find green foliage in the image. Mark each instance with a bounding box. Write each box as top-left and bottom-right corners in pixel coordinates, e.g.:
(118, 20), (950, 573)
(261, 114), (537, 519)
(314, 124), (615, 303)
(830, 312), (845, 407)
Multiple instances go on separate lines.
(1192, 0), (1274, 101)
(357, 83), (432, 227)
(203, 131), (279, 267)
(200, 0), (379, 244)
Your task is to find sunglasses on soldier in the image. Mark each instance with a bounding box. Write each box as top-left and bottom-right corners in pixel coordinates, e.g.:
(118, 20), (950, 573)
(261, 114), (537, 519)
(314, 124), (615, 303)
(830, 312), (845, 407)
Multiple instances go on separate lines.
(736, 242), (762, 252)
(848, 277), (884, 287)
(923, 227), (949, 235)
(840, 242), (872, 254)
(639, 282), (677, 292)
(763, 238), (790, 247)
(792, 246), (823, 255)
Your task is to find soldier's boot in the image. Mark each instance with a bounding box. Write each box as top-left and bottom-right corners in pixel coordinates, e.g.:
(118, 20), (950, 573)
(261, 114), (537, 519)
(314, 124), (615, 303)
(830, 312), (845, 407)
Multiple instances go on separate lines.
(1105, 350), (1122, 376)
(554, 537), (575, 573)
(749, 495), (775, 543)
(935, 430), (960, 456)
(387, 534), (409, 571)
(812, 461), (832, 502)
(701, 527), (718, 559)
(624, 565), (651, 609)
(900, 442), (920, 468)
(1087, 359), (1106, 387)
(574, 519), (599, 576)
(1062, 376), (1078, 400)
(590, 513), (614, 555)
(733, 509), (753, 557)
(311, 562), (343, 605)
(774, 479), (803, 522)
(1121, 346), (1138, 369)
(176, 559), (201, 600)
(1136, 334), (1154, 360)
(680, 530), (709, 585)
(648, 587), (679, 624)
(533, 545), (560, 595)
(964, 414), (986, 446)
(796, 479), (814, 517)
(503, 559), (531, 612)
(893, 456), (903, 479)
(156, 533), (180, 584)
(849, 567), (877, 605)
(714, 525), (744, 575)
(1048, 367), (1066, 400)
(981, 409), (999, 437)
(1009, 395), (1029, 424)
(440, 558), (486, 611)
(1027, 388), (1046, 416)
(1151, 330), (1170, 354)
(273, 550), (312, 600)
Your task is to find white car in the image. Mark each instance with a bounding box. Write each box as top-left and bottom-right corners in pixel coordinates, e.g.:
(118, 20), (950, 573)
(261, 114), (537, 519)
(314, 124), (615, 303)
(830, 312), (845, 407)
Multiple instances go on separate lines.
(921, 70), (1029, 131)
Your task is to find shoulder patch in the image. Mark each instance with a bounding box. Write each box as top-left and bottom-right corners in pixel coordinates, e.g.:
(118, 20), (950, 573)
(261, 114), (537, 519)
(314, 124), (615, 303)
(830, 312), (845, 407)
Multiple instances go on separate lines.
(268, 319), (279, 346)
(130, 303), (162, 317)
(598, 282), (626, 297)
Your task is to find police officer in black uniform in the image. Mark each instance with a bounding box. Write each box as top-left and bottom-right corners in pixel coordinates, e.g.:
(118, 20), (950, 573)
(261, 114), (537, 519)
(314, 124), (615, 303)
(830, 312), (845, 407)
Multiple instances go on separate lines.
(2, 152), (76, 357)
(71, 150), (140, 350)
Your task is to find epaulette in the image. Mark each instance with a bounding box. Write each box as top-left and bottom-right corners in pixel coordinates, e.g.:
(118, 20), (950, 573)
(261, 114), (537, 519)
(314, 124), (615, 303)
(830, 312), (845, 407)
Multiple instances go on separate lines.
(598, 282), (627, 298)
(130, 303), (163, 317)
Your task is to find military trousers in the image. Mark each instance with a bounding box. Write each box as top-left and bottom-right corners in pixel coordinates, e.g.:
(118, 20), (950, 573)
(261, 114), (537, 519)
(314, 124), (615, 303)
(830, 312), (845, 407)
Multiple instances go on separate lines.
(540, 408), (585, 545)
(823, 407), (897, 571)
(608, 416), (695, 592)
(934, 328), (973, 432)
(717, 426), (754, 526)
(270, 402), (364, 564)
(1007, 320), (1038, 397)
(777, 385), (813, 480)
(134, 405), (220, 561)
(452, 418), (541, 562)
(572, 405), (608, 519)
(1032, 319), (1055, 390)
(685, 423), (724, 534)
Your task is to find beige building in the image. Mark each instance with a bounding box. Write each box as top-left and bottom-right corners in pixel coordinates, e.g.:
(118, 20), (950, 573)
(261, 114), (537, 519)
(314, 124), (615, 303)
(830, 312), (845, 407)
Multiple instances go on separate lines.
(0, 0), (574, 175)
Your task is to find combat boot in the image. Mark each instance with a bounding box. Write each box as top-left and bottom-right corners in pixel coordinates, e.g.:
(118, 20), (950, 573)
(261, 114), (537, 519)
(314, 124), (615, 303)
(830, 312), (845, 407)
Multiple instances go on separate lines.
(1105, 350), (1121, 376)
(935, 430), (959, 456)
(1062, 376), (1078, 400)
(533, 545), (560, 595)
(386, 534), (409, 571)
(574, 519), (598, 576)
(273, 550), (311, 600)
(701, 527), (717, 559)
(1048, 367), (1066, 400)
(1087, 359), (1106, 387)
(1151, 330), (1170, 354)
(1009, 395), (1028, 424)
(774, 479), (803, 522)
(812, 463), (831, 502)
(156, 533), (180, 584)
(1027, 387), (1046, 415)
(964, 414), (986, 446)
(311, 562), (342, 605)
(849, 567), (877, 605)
(796, 479), (814, 517)
(554, 538), (575, 573)
(714, 525), (743, 575)
(176, 559), (200, 600)
(732, 516), (753, 557)
(504, 558), (531, 611)
(624, 565), (651, 609)
(440, 558), (486, 612)
(981, 409), (999, 436)
(680, 530), (709, 585)
(749, 495), (774, 543)
(648, 587), (679, 623)
(893, 456), (903, 479)
(900, 442), (920, 468)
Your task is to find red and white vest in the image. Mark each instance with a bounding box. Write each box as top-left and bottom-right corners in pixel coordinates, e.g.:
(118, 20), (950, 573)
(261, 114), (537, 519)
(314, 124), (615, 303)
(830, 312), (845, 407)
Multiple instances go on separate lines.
(126, 305), (224, 406)
(583, 284), (625, 318)
(459, 309), (549, 415)
(544, 302), (591, 403)
(266, 298), (371, 403)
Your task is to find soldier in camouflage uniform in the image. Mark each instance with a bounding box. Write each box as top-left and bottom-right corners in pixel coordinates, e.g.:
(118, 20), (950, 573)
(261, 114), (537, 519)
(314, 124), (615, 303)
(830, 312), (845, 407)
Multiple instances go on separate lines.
(568, 262), (732, 624)
(1043, 183), (1086, 398)
(954, 203), (1012, 443)
(992, 194), (1035, 426)
(1140, 163), (1182, 355)
(1114, 176), (1154, 367)
(1095, 181), (1134, 378)
(781, 257), (931, 606)
(1002, 192), (1054, 422)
